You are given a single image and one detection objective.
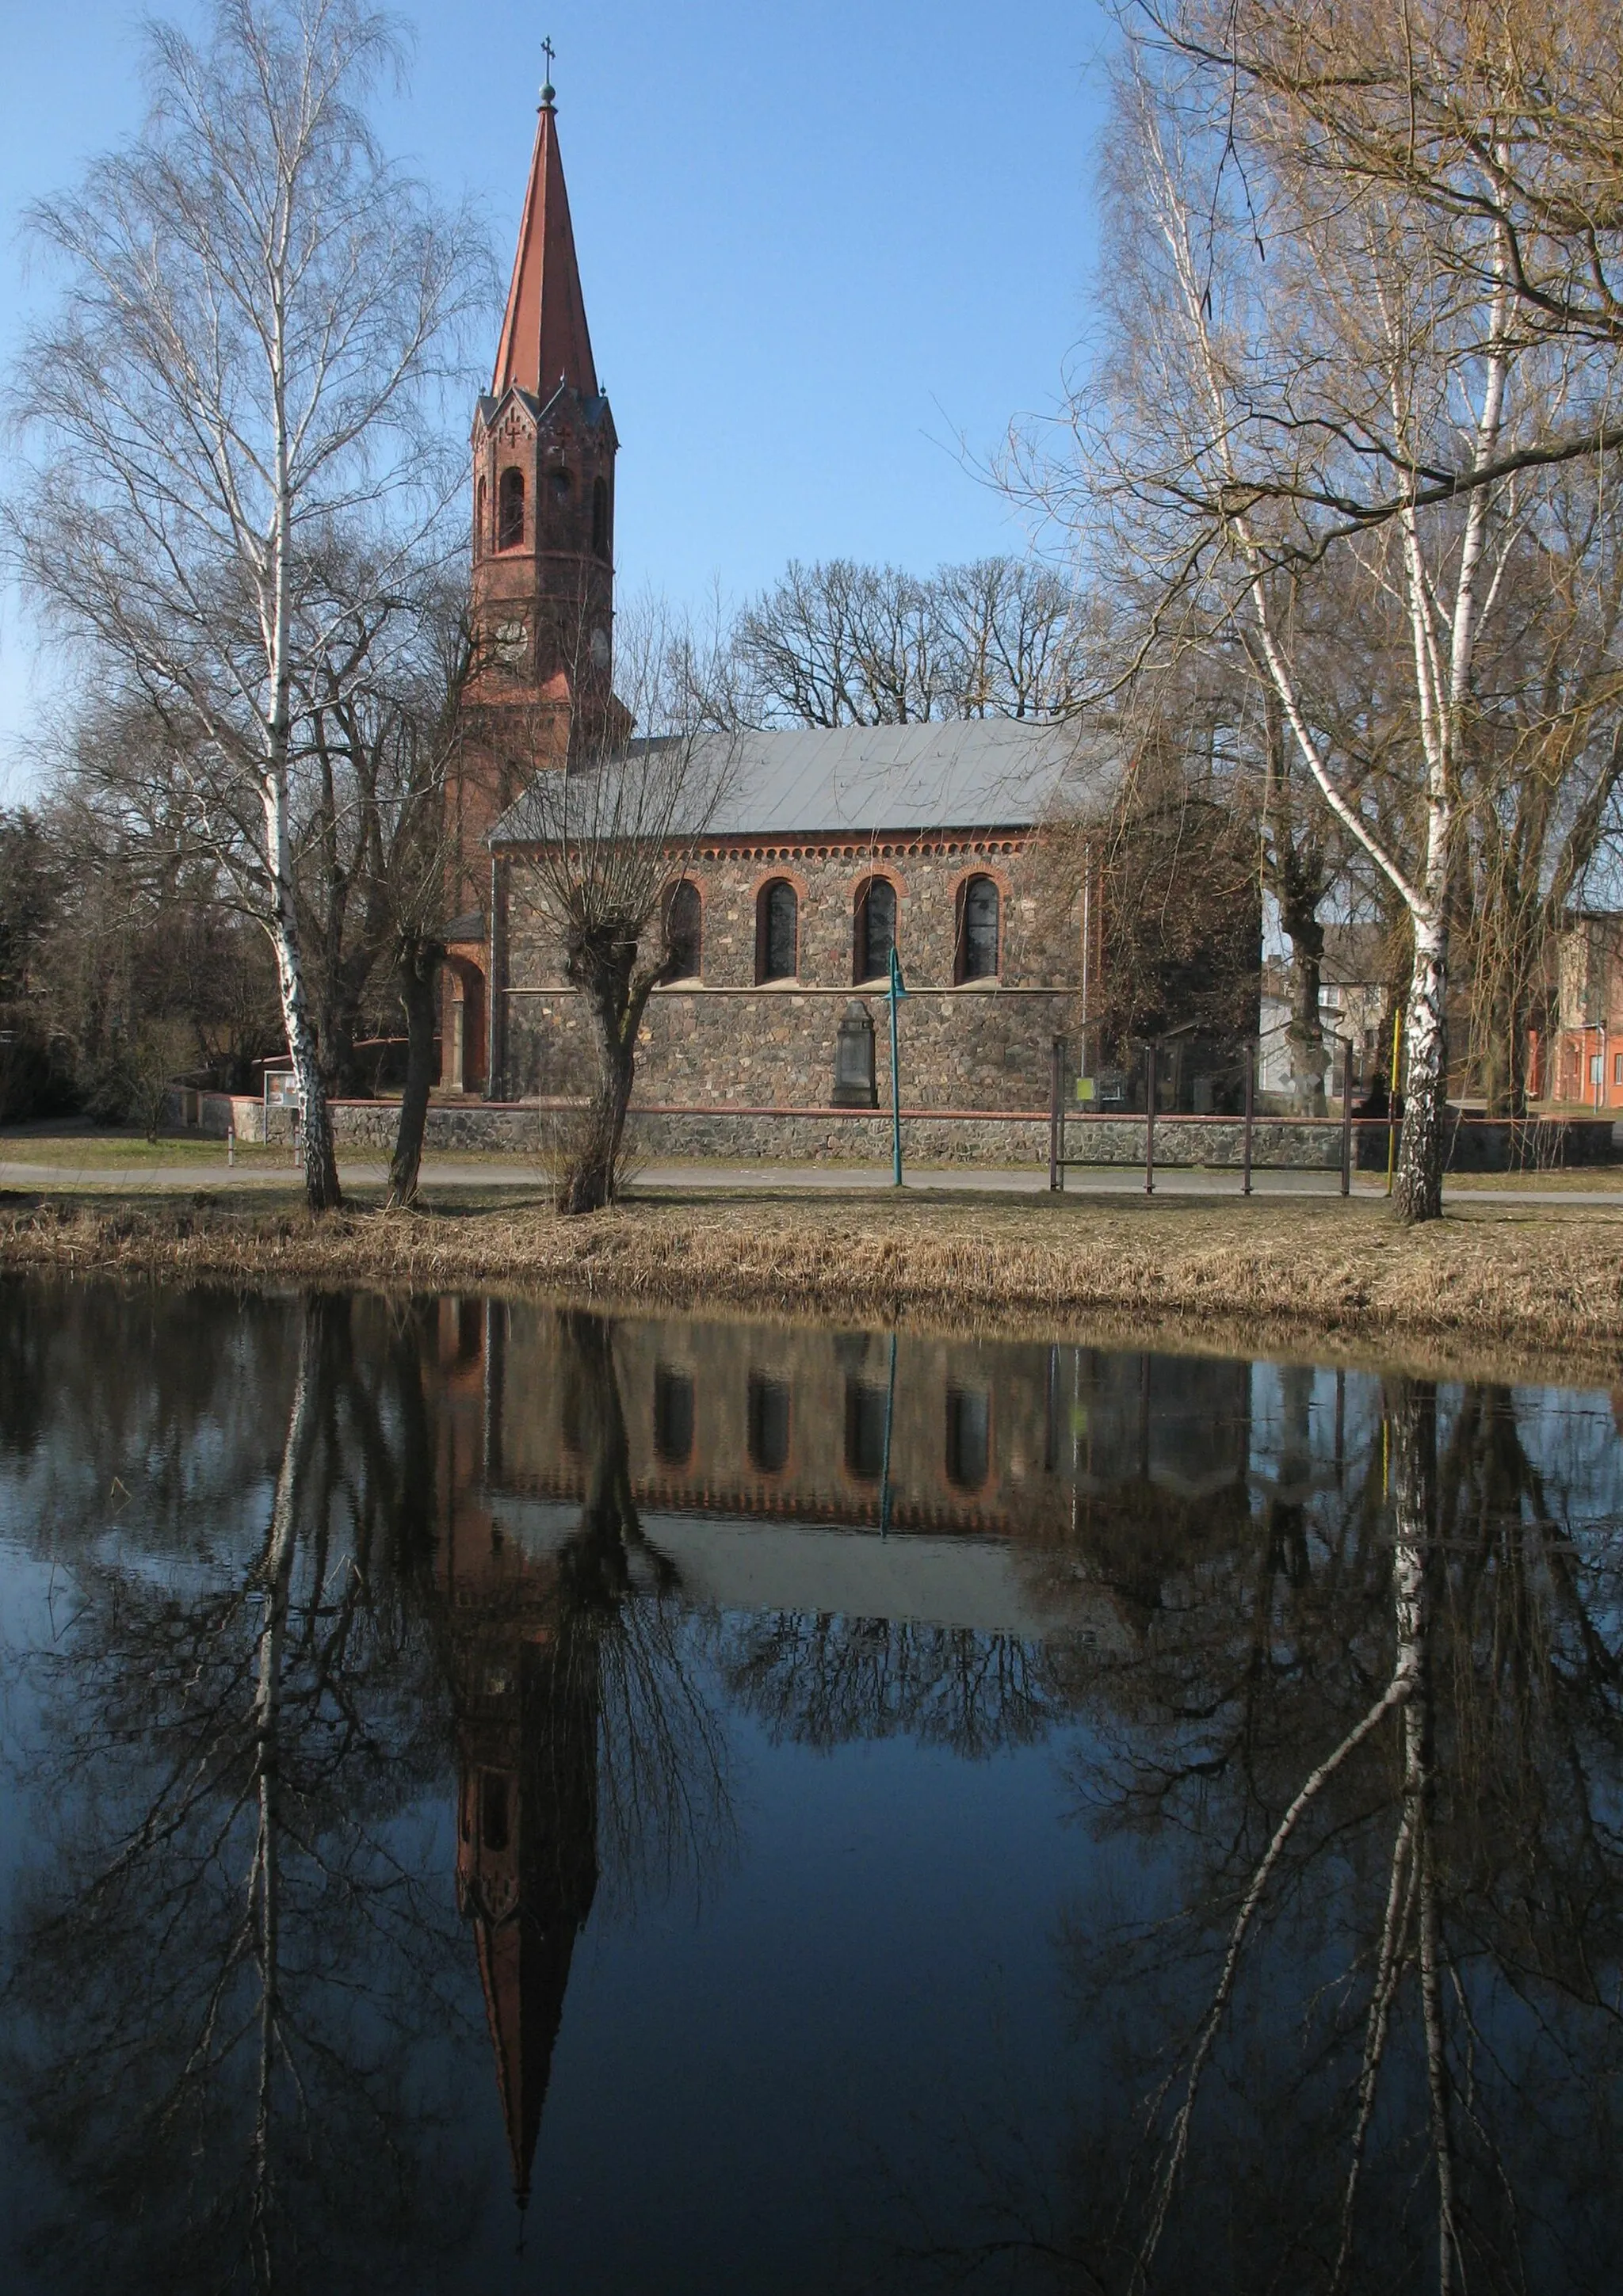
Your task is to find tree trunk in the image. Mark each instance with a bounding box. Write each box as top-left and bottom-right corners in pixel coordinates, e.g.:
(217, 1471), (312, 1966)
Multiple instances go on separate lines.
(1394, 917), (1448, 1225)
(558, 1039), (636, 1215)
(1283, 912), (1327, 1116)
(269, 906), (342, 1215)
(387, 935), (444, 1209)
(556, 971), (647, 1215)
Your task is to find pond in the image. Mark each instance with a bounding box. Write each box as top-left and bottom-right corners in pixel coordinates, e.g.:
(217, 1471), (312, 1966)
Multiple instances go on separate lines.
(0, 1280), (1620, 2294)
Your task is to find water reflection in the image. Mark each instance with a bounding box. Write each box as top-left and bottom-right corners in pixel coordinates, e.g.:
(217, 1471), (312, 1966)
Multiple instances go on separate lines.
(0, 1281), (1618, 2293)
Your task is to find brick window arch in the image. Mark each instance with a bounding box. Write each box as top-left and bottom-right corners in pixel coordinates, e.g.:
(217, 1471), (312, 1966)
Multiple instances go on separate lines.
(756, 879), (798, 982)
(498, 466), (525, 550)
(663, 879), (702, 980)
(853, 875), (897, 983)
(592, 475), (610, 559)
(955, 874), (1001, 982)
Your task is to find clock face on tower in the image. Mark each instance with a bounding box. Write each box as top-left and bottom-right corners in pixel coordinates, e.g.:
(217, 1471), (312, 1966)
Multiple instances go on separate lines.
(590, 626), (611, 671)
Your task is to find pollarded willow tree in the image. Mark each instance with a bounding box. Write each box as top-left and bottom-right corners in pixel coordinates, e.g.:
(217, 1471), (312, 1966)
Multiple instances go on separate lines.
(1020, 2), (1623, 1220)
(3, 0), (488, 1211)
(502, 596), (740, 1215)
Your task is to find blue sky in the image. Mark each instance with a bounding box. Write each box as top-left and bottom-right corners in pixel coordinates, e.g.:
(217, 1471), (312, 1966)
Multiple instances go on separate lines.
(0, 0), (1114, 790)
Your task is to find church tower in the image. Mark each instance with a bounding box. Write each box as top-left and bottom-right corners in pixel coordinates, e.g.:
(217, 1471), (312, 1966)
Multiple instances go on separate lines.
(445, 67), (617, 1092)
(468, 67), (617, 738)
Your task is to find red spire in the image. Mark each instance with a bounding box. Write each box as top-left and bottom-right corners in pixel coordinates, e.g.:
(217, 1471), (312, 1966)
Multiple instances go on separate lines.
(492, 90), (598, 401)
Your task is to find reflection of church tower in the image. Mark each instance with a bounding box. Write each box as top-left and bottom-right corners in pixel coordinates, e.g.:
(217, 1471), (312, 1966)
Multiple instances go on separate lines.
(454, 1619), (601, 2210)
(448, 65), (620, 1091)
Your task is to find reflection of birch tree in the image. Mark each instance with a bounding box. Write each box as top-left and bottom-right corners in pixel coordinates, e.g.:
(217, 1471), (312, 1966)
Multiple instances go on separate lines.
(2, 1295), (471, 2294)
(1064, 1376), (1623, 2296)
(907, 1376), (1623, 2294)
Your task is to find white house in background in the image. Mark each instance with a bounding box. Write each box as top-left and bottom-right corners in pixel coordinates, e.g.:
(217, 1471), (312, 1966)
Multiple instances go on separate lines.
(1258, 925), (1392, 1100)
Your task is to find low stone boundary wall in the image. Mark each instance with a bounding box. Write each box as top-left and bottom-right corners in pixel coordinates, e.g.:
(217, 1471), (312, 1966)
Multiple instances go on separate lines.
(160, 1090), (1623, 1173)
(627, 1110), (1050, 1165)
(1060, 1116), (1346, 1170)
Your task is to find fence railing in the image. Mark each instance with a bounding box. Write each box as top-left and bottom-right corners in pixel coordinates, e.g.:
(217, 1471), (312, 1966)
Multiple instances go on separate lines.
(1048, 1035), (1360, 1195)
(1047, 1035), (1621, 1193)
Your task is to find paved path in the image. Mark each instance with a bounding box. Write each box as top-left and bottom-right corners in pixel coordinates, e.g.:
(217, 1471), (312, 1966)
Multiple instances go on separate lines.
(3, 1155), (1621, 1207)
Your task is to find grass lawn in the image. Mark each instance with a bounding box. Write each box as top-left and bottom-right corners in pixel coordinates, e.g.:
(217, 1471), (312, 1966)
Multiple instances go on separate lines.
(0, 1124), (287, 1167)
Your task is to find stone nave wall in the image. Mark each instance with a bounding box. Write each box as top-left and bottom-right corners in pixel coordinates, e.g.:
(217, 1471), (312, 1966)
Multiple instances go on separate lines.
(496, 829), (1089, 1115)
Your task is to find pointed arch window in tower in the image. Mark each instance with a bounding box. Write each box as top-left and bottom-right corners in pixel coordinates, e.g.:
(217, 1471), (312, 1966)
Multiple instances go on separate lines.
(498, 467), (525, 551)
(476, 474), (487, 553)
(592, 475), (609, 559)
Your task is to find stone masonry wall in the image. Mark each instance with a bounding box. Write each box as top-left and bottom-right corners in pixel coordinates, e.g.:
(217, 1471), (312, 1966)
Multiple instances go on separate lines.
(166, 1092), (1621, 1169)
(498, 830), (1089, 1112)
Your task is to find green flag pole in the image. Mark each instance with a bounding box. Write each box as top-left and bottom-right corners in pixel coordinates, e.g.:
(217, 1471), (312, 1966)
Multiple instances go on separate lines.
(888, 944), (907, 1187)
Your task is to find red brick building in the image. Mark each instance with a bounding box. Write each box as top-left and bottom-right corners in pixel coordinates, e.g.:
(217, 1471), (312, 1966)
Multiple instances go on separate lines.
(451, 85), (1256, 1131)
(444, 71), (618, 1091)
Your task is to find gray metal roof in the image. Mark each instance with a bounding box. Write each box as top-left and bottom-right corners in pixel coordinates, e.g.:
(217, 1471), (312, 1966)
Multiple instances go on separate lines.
(490, 717), (1117, 846)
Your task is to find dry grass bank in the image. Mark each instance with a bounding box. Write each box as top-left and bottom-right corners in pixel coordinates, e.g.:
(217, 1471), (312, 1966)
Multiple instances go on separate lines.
(1, 1183), (1619, 1383)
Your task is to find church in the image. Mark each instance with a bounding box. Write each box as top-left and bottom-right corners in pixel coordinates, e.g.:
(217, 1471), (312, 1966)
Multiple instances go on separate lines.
(443, 78), (1240, 1143)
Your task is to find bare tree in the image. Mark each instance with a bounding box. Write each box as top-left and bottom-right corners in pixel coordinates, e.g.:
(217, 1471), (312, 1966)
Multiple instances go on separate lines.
(1159, 1), (1623, 368)
(283, 552), (483, 1206)
(1020, 9), (1622, 1218)
(728, 554), (1090, 728)
(731, 559), (949, 726)
(501, 598), (740, 1214)
(1451, 473), (1623, 1112)
(934, 555), (1092, 719)
(3, 0), (488, 1211)
(9, 718), (285, 1112)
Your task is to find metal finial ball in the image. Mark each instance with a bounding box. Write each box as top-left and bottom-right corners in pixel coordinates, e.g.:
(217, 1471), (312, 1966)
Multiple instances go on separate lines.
(540, 81), (556, 103)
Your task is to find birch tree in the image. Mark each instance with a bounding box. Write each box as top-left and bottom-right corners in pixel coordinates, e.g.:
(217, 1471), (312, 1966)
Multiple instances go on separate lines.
(4, 0), (486, 1211)
(1026, 9), (1621, 1218)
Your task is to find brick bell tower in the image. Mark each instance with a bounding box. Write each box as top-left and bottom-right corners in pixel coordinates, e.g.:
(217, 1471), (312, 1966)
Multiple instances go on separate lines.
(445, 62), (617, 1091)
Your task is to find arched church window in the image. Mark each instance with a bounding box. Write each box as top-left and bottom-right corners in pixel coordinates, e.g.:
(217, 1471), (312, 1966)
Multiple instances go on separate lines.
(480, 1771), (512, 1852)
(756, 879), (798, 983)
(845, 1379), (888, 1482)
(956, 875), (1000, 982)
(854, 876), (896, 983)
(747, 1374), (791, 1474)
(475, 474), (487, 551)
(945, 1386), (991, 1491)
(497, 467), (525, 550)
(654, 1367), (694, 1466)
(592, 475), (609, 559)
(664, 879), (701, 979)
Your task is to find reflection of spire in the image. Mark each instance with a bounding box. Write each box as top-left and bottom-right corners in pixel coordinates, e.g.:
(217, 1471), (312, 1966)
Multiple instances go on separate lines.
(456, 1624), (599, 2210)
